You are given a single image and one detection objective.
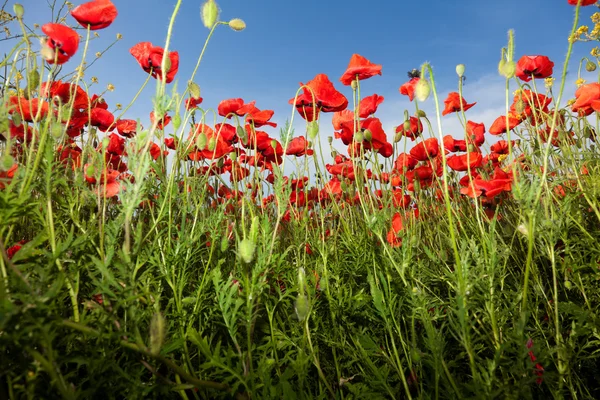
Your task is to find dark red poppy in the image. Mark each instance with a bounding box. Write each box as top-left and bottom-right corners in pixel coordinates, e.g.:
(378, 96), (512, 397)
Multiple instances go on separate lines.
(70, 0), (118, 30)
(6, 240), (26, 260)
(339, 54), (382, 86)
(116, 119), (138, 137)
(286, 136), (314, 157)
(290, 74), (348, 121)
(105, 133), (125, 155)
(394, 153), (418, 172)
(130, 42), (179, 83)
(164, 137), (178, 150)
(515, 55), (554, 82)
(399, 77), (419, 101)
(442, 92), (476, 116)
(359, 94), (384, 117)
(41, 80), (89, 110)
(41, 23), (80, 64)
(150, 111), (171, 130)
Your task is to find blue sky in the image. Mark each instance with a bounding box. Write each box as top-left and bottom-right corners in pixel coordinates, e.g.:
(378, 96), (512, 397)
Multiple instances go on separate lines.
(6, 0), (598, 157)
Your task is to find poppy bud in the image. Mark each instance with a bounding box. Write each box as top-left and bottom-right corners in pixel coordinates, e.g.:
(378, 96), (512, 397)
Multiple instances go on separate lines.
(498, 60), (516, 78)
(295, 294), (309, 321)
(217, 157), (224, 168)
(149, 312), (165, 355)
(220, 235), (229, 252)
(564, 280), (572, 290)
(467, 143), (476, 152)
(456, 64), (465, 78)
(13, 3), (24, 19)
(403, 120), (411, 131)
(517, 224), (529, 236)
(228, 18), (246, 32)
(514, 99), (525, 114)
(236, 126), (247, 141)
(327, 136), (333, 145)
(12, 113), (22, 127)
(270, 139), (278, 150)
(229, 151), (237, 162)
(307, 121), (319, 140)
(351, 79), (358, 90)
(414, 78), (430, 102)
(586, 60), (597, 72)
(201, 0), (219, 29)
(207, 137), (216, 152)
(394, 132), (403, 142)
(172, 113), (181, 130)
(354, 131), (364, 143)
(50, 122), (63, 139)
(238, 238), (255, 263)
(187, 81), (201, 99)
(363, 129), (372, 142)
(196, 133), (207, 149)
(0, 155), (14, 171)
(416, 110), (427, 118)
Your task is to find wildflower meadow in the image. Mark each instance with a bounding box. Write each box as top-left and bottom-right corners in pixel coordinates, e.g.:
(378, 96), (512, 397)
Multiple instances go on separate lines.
(1, 0), (600, 398)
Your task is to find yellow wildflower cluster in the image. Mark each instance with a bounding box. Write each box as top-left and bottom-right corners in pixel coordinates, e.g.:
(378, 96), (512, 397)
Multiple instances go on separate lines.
(544, 77), (555, 89)
(592, 47), (600, 57)
(576, 78), (586, 87)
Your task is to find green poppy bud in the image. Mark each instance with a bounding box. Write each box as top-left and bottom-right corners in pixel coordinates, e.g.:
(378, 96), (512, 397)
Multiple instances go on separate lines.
(201, 0), (219, 29)
(196, 133), (207, 149)
(187, 81), (201, 99)
(13, 4), (24, 19)
(499, 60), (515, 78)
(27, 69), (40, 90)
(586, 61), (597, 72)
(456, 64), (465, 78)
(0, 155), (14, 171)
(270, 139), (278, 150)
(238, 238), (256, 264)
(229, 151), (237, 162)
(237, 126), (247, 141)
(172, 113), (181, 130)
(307, 121), (319, 140)
(294, 294), (309, 322)
(416, 109), (427, 118)
(220, 235), (229, 252)
(354, 131), (364, 143)
(228, 18), (246, 32)
(363, 129), (372, 142)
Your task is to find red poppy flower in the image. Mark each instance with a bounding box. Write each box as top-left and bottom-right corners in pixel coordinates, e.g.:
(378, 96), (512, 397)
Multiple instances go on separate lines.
(41, 23), (80, 64)
(465, 120), (486, 146)
(386, 212), (404, 247)
(286, 136), (314, 157)
(568, 0), (597, 5)
(410, 138), (439, 161)
(245, 107), (277, 128)
(489, 113), (522, 135)
(359, 94), (384, 118)
(105, 133), (125, 155)
(218, 98), (251, 117)
(572, 82), (600, 116)
(0, 163), (18, 190)
(130, 42), (179, 83)
(89, 107), (114, 132)
(85, 166), (122, 198)
(394, 153), (418, 172)
(399, 77), (419, 101)
(332, 109), (354, 131)
(164, 137), (178, 150)
(41, 80), (89, 110)
(447, 152), (483, 171)
(116, 119), (138, 137)
(515, 55), (554, 82)
(8, 96), (50, 122)
(70, 0), (118, 30)
(339, 54), (382, 86)
(150, 111), (171, 130)
(395, 116), (423, 141)
(290, 74), (348, 121)
(6, 240), (26, 259)
(443, 135), (467, 153)
(442, 92), (476, 116)
(185, 96), (203, 110)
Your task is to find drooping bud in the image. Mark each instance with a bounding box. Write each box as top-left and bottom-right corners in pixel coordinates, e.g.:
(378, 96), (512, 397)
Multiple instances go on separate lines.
(229, 151), (237, 162)
(416, 109), (427, 118)
(363, 129), (372, 142)
(207, 137), (216, 152)
(228, 18), (246, 32)
(200, 0), (219, 29)
(414, 78), (430, 102)
(307, 121), (319, 140)
(187, 81), (201, 99)
(499, 60), (516, 78)
(586, 60), (597, 72)
(354, 131), (364, 143)
(27, 69), (40, 90)
(196, 133), (207, 149)
(456, 64), (465, 78)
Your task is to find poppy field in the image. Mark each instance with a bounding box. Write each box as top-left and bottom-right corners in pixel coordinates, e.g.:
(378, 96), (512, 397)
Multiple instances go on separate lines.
(2, 0), (600, 398)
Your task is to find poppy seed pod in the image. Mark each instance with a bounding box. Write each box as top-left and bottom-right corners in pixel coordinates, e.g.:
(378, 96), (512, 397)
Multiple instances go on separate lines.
(228, 18), (246, 32)
(456, 64), (465, 78)
(201, 0), (219, 29)
(363, 129), (372, 142)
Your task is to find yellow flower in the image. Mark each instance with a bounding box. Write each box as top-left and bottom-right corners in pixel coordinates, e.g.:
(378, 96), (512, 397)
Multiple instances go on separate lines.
(116, 103), (122, 110)
(15, 71), (23, 81)
(107, 83), (115, 92)
(576, 78), (586, 87)
(566, 98), (576, 106)
(116, 33), (123, 40)
(95, 52), (101, 58)
(544, 77), (555, 89)
(592, 12), (600, 24)
(91, 76), (98, 84)
(591, 47), (600, 57)
(94, 32), (99, 38)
